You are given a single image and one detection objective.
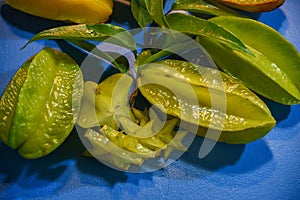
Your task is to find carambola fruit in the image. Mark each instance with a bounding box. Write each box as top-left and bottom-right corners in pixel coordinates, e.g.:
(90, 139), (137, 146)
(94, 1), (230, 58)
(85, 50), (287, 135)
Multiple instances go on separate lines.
(0, 47), (83, 159)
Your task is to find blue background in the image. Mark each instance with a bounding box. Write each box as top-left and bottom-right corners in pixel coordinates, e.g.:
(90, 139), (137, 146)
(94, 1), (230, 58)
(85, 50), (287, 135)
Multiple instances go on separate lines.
(0, 0), (299, 199)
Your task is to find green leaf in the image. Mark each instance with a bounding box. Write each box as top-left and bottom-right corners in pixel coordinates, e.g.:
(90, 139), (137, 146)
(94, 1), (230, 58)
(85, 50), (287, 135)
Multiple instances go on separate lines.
(131, 0), (153, 27)
(172, 0), (243, 17)
(145, 0), (169, 28)
(198, 16), (300, 105)
(69, 39), (127, 72)
(140, 41), (200, 65)
(166, 13), (251, 54)
(135, 50), (153, 67)
(22, 24), (136, 50)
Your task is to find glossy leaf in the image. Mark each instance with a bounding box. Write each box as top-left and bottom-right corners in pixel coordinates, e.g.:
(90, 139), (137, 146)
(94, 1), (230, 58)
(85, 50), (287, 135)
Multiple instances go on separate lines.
(172, 0), (243, 17)
(166, 13), (251, 54)
(145, 0), (169, 28)
(199, 16), (300, 104)
(131, 0), (153, 27)
(23, 24), (136, 50)
(69, 39), (126, 72)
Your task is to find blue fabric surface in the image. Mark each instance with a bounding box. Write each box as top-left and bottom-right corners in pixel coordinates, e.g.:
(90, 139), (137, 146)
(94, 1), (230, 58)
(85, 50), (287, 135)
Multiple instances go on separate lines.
(0, 0), (299, 199)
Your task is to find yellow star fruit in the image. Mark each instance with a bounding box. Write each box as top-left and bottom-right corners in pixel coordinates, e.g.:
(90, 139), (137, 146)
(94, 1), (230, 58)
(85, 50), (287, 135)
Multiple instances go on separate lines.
(5, 0), (113, 23)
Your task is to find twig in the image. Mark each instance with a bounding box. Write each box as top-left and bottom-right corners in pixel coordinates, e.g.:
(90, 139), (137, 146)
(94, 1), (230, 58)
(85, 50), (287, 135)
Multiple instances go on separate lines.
(114, 0), (131, 6)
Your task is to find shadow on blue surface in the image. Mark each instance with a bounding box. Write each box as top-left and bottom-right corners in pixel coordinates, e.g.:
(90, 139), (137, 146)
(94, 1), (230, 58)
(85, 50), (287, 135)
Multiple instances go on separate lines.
(180, 136), (273, 173)
(0, 126), (274, 189)
(263, 97), (291, 123)
(0, 130), (128, 187)
(182, 137), (245, 171)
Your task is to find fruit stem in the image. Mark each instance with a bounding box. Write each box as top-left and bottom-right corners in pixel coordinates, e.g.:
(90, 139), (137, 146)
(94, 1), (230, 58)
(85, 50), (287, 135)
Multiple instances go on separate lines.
(114, 0), (131, 6)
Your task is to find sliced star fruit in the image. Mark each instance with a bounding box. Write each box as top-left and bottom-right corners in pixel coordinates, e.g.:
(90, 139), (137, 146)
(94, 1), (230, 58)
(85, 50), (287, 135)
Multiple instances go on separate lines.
(77, 74), (189, 170)
(83, 119), (188, 170)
